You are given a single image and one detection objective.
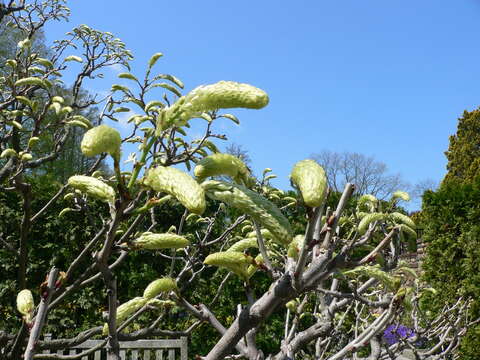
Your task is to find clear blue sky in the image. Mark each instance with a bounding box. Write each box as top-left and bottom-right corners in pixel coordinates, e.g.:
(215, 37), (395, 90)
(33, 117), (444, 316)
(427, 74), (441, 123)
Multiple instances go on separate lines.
(44, 1), (480, 210)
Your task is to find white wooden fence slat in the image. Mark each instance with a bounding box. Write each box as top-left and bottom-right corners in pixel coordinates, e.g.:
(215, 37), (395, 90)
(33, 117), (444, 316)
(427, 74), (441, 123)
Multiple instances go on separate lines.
(180, 336), (187, 360)
(131, 349), (138, 360)
(120, 349), (126, 360)
(156, 349), (164, 360)
(144, 350), (151, 360)
(168, 348), (175, 360)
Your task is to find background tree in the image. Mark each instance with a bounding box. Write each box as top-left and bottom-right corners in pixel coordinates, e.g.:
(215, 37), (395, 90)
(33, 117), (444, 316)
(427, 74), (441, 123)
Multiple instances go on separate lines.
(420, 107), (480, 359)
(443, 108), (480, 184)
(0, 16), (110, 183)
(312, 150), (408, 199)
(225, 142), (252, 168)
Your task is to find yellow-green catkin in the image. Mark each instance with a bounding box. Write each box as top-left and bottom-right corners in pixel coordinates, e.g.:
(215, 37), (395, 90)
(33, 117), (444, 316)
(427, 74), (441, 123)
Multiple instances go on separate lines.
(157, 81), (269, 131)
(227, 238), (259, 252)
(357, 212), (385, 234)
(194, 153), (249, 184)
(143, 166), (206, 215)
(67, 175), (115, 203)
(81, 124), (121, 159)
(130, 233), (190, 250)
(202, 180), (293, 245)
(143, 277), (177, 299)
(16, 289), (34, 322)
(290, 159), (327, 207)
(204, 251), (253, 279)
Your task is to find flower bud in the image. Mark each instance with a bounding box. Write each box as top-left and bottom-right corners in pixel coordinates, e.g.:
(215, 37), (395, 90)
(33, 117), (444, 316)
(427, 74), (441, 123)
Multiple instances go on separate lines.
(67, 175), (115, 203)
(290, 160), (327, 207)
(158, 81), (268, 131)
(202, 180), (293, 246)
(130, 233), (190, 250)
(81, 125), (121, 160)
(28, 137), (40, 148)
(0, 149), (18, 158)
(286, 300), (298, 313)
(204, 251), (253, 279)
(17, 289), (34, 322)
(143, 277), (177, 299)
(143, 166), (206, 215)
(194, 153), (249, 184)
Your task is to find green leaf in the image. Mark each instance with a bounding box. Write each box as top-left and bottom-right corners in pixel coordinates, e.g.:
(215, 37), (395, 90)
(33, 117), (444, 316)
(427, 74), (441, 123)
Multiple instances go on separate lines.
(151, 83), (182, 97)
(153, 74), (184, 89)
(15, 96), (33, 108)
(64, 55), (83, 63)
(15, 77), (47, 88)
(148, 52), (163, 69)
(113, 107), (131, 113)
(111, 84), (130, 93)
(118, 72), (138, 82)
(221, 113), (240, 125)
(66, 120), (89, 129)
(144, 100), (164, 112)
(34, 58), (54, 68)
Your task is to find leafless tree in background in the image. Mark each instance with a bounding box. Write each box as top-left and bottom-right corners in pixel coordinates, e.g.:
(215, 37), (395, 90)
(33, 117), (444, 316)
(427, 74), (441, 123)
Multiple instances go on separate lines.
(226, 143), (252, 167)
(312, 150), (409, 199)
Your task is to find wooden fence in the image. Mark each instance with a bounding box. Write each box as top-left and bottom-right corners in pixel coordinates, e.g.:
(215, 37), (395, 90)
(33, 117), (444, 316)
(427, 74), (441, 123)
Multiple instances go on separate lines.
(40, 335), (188, 360)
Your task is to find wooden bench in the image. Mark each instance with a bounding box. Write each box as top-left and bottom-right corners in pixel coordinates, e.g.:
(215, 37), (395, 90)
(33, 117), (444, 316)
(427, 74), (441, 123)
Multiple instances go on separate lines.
(41, 335), (188, 360)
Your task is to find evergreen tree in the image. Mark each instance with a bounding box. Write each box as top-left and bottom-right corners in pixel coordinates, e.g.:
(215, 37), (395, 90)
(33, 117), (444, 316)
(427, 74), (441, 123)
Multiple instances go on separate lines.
(444, 108), (480, 184)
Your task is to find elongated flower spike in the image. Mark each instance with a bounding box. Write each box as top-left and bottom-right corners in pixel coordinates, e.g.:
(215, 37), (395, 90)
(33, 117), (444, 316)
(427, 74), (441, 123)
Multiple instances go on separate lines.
(204, 251), (254, 279)
(129, 233), (190, 250)
(143, 277), (177, 299)
(392, 191), (410, 202)
(142, 166), (206, 215)
(227, 238), (259, 252)
(390, 212), (416, 229)
(67, 175), (116, 203)
(194, 153), (249, 184)
(202, 180), (293, 246)
(357, 212), (385, 234)
(290, 159), (327, 207)
(157, 81), (269, 132)
(102, 297), (148, 335)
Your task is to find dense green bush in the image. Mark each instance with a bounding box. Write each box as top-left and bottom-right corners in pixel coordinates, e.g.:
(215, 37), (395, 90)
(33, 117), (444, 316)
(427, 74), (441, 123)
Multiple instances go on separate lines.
(421, 177), (480, 359)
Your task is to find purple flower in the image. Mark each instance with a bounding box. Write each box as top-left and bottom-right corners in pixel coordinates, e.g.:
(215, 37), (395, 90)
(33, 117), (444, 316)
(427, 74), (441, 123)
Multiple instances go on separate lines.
(382, 324), (415, 345)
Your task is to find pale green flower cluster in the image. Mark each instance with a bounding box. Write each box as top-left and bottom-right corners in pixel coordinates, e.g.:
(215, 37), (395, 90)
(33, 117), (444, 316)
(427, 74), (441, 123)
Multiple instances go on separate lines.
(143, 166), (206, 215)
(204, 251), (254, 279)
(194, 153), (249, 184)
(143, 277), (177, 299)
(343, 265), (401, 292)
(290, 159), (327, 207)
(67, 175), (116, 203)
(16, 289), (34, 323)
(130, 233), (190, 250)
(157, 81), (269, 131)
(202, 180), (293, 246)
(81, 125), (121, 160)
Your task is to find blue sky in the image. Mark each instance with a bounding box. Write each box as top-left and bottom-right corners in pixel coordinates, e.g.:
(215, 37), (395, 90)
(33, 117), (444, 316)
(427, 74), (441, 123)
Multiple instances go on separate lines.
(44, 1), (480, 210)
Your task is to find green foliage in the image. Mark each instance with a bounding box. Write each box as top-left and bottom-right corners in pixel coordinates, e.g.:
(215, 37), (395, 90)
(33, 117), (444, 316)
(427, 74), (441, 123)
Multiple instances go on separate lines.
(444, 108), (480, 184)
(421, 177), (480, 359)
